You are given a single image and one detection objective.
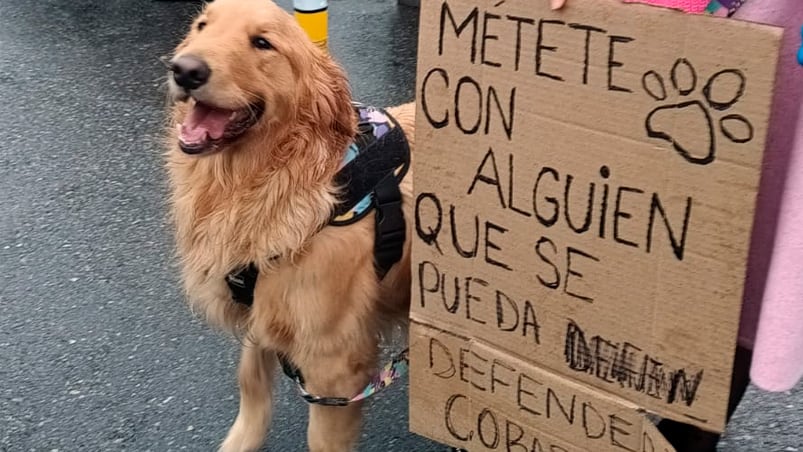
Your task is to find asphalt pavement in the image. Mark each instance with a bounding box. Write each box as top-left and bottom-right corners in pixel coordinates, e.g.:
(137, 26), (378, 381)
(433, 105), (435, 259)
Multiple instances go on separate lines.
(0, 0), (800, 451)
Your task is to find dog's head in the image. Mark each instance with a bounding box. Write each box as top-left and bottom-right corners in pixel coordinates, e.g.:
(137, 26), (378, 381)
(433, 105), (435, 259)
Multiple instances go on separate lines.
(168, 0), (353, 156)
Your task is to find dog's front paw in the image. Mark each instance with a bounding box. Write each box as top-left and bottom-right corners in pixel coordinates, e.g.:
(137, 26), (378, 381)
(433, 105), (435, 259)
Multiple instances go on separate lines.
(219, 417), (267, 452)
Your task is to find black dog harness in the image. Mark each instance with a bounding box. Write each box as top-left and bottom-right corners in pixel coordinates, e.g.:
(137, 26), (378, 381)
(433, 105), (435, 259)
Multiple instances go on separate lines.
(224, 103), (411, 405)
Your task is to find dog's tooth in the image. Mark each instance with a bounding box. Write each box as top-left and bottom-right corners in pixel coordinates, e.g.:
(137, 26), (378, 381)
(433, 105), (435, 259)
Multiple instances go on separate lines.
(229, 111), (237, 120)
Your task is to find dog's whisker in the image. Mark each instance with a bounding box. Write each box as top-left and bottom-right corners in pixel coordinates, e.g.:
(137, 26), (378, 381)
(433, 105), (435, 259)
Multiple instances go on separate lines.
(246, 104), (258, 121)
(157, 55), (173, 69)
(237, 87), (262, 107)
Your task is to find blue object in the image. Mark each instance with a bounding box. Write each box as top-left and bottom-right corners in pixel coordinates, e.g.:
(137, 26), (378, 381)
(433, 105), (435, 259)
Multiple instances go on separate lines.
(798, 25), (803, 66)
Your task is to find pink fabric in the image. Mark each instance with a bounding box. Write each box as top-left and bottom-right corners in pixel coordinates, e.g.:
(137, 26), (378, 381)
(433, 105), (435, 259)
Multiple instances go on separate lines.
(622, 0), (803, 391)
(732, 0), (803, 392)
(622, 0), (708, 13)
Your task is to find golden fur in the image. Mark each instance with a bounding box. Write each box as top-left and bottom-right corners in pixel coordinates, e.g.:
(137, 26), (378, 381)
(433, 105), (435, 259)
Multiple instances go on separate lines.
(163, 0), (415, 450)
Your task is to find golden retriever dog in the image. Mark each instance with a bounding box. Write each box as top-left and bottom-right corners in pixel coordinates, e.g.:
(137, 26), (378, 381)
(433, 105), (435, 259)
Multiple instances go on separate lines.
(163, 0), (415, 450)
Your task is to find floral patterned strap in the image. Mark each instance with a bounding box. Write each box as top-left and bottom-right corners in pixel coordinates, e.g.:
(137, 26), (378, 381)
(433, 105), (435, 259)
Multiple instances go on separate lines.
(704, 0), (747, 16)
(280, 348), (410, 406)
(349, 349), (410, 402)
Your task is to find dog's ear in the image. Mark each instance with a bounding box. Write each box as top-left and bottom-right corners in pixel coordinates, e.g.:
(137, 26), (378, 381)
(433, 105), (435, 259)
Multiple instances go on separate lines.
(296, 49), (356, 143)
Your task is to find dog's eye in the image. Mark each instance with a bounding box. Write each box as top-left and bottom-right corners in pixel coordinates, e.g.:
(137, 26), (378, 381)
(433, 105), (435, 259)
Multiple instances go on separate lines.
(251, 36), (273, 51)
(197, 21), (207, 31)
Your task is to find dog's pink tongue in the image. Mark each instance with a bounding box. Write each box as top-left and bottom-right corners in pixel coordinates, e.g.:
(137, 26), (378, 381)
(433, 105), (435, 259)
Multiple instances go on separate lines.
(180, 103), (232, 144)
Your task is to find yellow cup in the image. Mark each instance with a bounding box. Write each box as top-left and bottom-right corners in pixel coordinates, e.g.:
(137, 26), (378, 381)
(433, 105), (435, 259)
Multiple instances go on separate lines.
(294, 7), (328, 53)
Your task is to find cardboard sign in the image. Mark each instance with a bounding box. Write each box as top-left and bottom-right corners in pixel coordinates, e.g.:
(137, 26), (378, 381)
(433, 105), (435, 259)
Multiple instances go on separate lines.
(410, 321), (678, 452)
(409, 0), (782, 449)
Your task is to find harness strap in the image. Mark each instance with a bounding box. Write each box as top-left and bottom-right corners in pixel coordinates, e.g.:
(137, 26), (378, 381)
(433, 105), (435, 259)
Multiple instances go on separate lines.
(330, 104), (410, 224)
(372, 172), (406, 279)
(277, 349), (409, 407)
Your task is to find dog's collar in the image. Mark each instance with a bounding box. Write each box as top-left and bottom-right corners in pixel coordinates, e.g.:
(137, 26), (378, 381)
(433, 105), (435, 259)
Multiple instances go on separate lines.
(277, 348), (409, 406)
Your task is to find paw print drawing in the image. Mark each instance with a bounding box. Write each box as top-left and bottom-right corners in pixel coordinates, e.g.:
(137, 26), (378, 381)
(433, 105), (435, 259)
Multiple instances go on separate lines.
(642, 58), (754, 165)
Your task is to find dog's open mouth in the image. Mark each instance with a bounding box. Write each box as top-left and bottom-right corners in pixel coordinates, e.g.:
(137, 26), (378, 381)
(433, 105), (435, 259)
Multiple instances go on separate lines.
(177, 100), (265, 155)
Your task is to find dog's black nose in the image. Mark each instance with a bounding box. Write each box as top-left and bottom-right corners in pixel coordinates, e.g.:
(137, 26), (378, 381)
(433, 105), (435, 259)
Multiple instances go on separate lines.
(171, 55), (210, 90)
